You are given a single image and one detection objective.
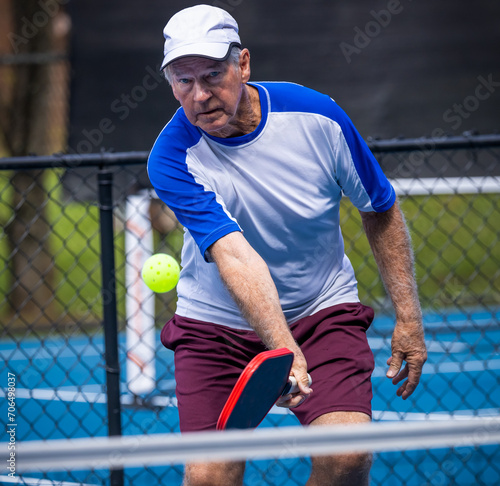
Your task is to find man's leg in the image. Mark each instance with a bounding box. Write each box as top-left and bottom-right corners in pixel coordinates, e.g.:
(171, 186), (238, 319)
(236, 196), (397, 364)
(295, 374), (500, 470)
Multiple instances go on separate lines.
(161, 315), (264, 486)
(184, 461), (245, 486)
(306, 411), (372, 486)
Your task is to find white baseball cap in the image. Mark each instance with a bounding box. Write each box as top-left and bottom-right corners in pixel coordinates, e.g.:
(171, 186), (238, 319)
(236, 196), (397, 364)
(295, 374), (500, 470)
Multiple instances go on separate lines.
(161, 5), (241, 70)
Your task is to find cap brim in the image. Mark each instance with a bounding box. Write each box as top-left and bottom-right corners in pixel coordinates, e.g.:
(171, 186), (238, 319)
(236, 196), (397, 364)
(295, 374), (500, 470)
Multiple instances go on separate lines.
(161, 42), (240, 70)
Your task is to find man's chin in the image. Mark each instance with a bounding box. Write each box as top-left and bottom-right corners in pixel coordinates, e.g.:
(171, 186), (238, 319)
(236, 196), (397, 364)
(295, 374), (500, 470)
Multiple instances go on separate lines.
(198, 119), (228, 136)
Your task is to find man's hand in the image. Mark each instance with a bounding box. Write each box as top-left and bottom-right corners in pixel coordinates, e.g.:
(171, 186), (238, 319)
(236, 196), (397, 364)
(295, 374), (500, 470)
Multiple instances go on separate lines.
(387, 321), (427, 399)
(276, 344), (312, 408)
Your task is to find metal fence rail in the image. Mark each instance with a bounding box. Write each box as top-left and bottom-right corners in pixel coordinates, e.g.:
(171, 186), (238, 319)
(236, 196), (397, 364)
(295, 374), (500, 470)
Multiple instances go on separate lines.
(1, 133), (500, 486)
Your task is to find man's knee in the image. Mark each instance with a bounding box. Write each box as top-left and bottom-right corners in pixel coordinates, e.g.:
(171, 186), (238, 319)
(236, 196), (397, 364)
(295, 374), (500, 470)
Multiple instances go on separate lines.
(311, 452), (372, 485)
(184, 461), (245, 486)
(333, 451), (372, 477)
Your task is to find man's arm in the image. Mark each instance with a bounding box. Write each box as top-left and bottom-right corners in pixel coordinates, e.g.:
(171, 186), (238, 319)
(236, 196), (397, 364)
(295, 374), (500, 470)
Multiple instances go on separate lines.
(207, 231), (312, 406)
(360, 200), (427, 399)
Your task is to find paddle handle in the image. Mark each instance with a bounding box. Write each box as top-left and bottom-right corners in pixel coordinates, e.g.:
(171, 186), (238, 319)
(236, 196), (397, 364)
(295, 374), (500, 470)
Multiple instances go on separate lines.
(284, 373), (312, 395)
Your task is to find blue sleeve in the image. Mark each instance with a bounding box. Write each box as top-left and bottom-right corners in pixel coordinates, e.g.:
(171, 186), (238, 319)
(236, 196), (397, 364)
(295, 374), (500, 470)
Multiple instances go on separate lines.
(331, 102), (396, 212)
(147, 111), (241, 260)
(259, 82), (395, 212)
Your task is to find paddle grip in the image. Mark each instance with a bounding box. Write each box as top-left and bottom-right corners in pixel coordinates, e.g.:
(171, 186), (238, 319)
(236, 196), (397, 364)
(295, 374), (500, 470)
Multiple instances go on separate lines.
(283, 373), (312, 395)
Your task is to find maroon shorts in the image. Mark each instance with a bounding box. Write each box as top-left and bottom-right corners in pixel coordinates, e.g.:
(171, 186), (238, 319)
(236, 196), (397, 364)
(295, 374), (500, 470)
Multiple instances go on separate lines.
(160, 303), (375, 432)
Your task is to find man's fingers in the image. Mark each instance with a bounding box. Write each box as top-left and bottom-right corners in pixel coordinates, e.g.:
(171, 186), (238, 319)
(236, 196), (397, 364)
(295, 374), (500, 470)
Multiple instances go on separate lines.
(391, 364), (409, 385)
(397, 378), (418, 399)
(297, 373), (313, 394)
(276, 393), (307, 408)
(275, 394), (291, 408)
(402, 363), (424, 397)
(386, 352), (404, 378)
(388, 322), (427, 398)
(289, 346), (309, 374)
(277, 373), (312, 409)
(393, 359), (424, 398)
(289, 362), (312, 395)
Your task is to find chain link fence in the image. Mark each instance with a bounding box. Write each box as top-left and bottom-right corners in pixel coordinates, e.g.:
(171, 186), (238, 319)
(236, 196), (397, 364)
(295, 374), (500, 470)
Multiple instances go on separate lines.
(1, 134), (500, 485)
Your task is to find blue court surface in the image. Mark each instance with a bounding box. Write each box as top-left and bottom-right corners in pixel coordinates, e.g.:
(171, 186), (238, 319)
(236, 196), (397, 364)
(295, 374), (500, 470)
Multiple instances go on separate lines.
(2, 307), (499, 485)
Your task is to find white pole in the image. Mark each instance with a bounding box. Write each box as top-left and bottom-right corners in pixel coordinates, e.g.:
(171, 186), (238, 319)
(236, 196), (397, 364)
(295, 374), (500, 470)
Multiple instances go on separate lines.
(125, 190), (156, 395)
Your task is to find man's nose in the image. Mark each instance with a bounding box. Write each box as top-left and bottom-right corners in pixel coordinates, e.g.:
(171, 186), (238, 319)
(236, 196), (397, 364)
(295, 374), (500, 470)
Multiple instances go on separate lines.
(193, 82), (211, 102)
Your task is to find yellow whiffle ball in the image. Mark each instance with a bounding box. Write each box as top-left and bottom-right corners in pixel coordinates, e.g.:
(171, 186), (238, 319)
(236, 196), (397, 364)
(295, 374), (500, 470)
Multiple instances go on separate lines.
(141, 253), (180, 293)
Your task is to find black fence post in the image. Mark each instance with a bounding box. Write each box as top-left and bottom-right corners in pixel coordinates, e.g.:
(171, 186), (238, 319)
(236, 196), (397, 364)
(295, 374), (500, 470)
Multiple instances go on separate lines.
(97, 168), (124, 486)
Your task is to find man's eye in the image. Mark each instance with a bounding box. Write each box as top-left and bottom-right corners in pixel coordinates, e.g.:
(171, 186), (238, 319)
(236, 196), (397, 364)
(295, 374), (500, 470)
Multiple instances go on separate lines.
(178, 78), (190, 84)
(208, 71), (220, 78)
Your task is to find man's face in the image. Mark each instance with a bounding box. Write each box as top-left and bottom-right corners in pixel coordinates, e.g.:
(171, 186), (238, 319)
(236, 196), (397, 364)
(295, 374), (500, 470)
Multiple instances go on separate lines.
(169, 51), (250, 137)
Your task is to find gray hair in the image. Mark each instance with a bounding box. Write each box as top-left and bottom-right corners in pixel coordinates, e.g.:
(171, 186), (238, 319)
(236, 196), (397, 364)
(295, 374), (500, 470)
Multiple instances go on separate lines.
(162, 46), (242, 84)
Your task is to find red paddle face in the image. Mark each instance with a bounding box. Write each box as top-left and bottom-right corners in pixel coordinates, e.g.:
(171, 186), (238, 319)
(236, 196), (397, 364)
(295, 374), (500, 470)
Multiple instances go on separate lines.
(216, 348), (294, 430)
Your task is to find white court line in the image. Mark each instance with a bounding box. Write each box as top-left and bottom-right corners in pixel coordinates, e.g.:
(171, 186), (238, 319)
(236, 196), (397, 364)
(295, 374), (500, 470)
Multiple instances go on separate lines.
(3, 356), (500, 404)
(1, 346), (102, 362)
(0, 475), (94, 486)
(3, 354), (499, 423)
(4, 386), (496, 421)
(268, 406), (500, 420)
(0, 387), (496, 423)
(121, 394), (178, 408)
(372, 409), (500, 421)
(0, 388), (108, 404)
(2, 337), (469, 362)
(368, 338), (467, 353)
(0, 387), (178, 408)
(372, 358), (500, 377)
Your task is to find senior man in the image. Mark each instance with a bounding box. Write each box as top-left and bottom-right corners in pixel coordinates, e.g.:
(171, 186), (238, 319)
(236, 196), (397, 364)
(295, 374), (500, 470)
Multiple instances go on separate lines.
(147, 5), (427, 485)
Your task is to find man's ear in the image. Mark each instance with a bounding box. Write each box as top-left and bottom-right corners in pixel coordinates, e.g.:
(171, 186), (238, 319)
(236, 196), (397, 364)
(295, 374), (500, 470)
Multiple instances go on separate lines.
(239, 48), (251, 84)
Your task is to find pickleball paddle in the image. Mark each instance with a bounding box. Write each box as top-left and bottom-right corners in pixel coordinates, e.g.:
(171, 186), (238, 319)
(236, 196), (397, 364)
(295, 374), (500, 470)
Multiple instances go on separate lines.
(216, 348), (311, 430)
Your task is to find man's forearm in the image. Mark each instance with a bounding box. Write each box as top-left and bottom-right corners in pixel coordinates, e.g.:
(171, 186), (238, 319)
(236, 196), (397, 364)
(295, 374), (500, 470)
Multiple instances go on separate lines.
(361, 200), (427, 397)
(208, 232), (312, 402)
(208, 232), (298, 351)
(360, 201), (422, 323)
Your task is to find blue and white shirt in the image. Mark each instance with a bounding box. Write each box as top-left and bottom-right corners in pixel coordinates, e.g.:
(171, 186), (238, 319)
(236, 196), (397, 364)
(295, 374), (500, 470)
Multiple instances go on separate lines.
(148, 82), (395, 330)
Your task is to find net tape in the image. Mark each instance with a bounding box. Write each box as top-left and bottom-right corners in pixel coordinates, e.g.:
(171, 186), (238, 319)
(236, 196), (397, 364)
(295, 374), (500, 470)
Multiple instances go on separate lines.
(14, 417), (500, 472)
